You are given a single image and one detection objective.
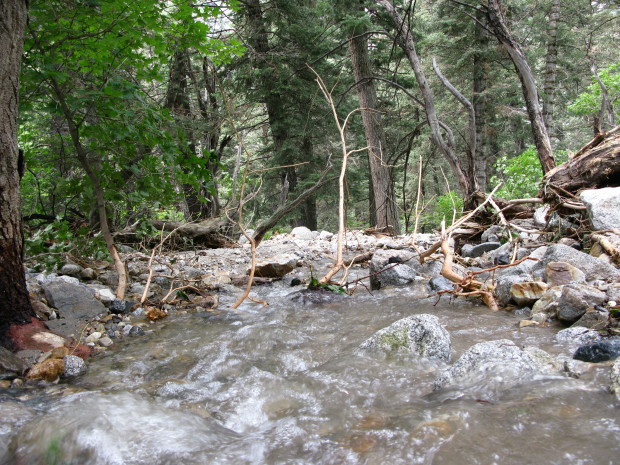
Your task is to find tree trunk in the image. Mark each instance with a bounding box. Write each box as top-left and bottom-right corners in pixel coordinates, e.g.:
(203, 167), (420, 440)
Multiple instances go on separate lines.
(473, 10), (489, 192)
(486, 0), (555, 174)
(543, 0), (561, 137)
(375, 0), (475, 199)
(348, 24), (401, 234)
(0, 0), (37, 348)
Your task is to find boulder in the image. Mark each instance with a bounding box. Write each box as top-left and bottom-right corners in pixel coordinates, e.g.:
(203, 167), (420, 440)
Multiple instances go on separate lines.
(531, 286), (563, 321)
(573, 339), (620, 363)
(580, 187), (620, 230)
(252, 254), (298, 278)
(369, 249), (417, 290)
(555, 284), (606, 323)
(60, 263), (82, 278)
(510, 281), (548, 307)
(481, 225), (504, 243)
(359, 314), (452, 362)
(429, 276), (454, 292)
(545, 262), (586, 287)
(461, 242), (501, 258)
(432, 339), (545, 395)
(290, 226), (318, 241)
(533, 244), (619, 282)
(572, 309), (609, 330)
(495, 275), (530, 307)
(43, 281), (107, 321)
(63, 355), (87, 377)
(555, 327), (603, 346)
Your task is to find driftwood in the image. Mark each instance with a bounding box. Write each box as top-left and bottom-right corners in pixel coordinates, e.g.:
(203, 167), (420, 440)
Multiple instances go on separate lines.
(541, 126), (620, 207)
(114, 218), (235, 248)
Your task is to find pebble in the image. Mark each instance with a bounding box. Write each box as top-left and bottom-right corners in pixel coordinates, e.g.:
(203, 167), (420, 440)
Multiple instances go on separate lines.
(98, 337), (114, 347)
(63, 355), (87, 377)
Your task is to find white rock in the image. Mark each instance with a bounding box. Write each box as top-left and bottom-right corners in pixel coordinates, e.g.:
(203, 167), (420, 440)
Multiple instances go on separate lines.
(580, 187), (620, 230)
(94, 288), (116, 303)
(290, 226), (318, 241)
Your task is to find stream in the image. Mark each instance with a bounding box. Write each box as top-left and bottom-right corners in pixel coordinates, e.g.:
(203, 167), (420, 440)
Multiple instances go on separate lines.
(1, 283), (619, 465)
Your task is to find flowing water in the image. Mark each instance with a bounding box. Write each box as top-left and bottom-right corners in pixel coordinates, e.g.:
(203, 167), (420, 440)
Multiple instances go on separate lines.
(1, 284), (619, 465)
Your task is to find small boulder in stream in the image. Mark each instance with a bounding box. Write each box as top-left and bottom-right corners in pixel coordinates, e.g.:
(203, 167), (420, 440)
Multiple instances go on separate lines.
(573, 339), (620, 363)
(359, 314), (452, 362)
(432, 339), (547, 397)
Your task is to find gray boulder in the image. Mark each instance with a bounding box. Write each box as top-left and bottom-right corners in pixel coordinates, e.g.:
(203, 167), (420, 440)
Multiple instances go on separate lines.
(43, 281), (107, 320)
(555, 327), (603, 346)
(494, 275), (529, 306)
(532, 244), (619, 282)
(369, 249), (417, 290)
(555, 284), (606, 323)
(432, 339), (545, 394)
(359, 314), (452, 361)
(429, 276), (454, 292)
(252, 254), (298, 278)
(461, 242), (501, 258)
(290, 226), (318, 241)
(60, 264), (82, 278)
(580, 187), (620, 230)
(481, 225), (504, 243)
(63, 355), (87, 377)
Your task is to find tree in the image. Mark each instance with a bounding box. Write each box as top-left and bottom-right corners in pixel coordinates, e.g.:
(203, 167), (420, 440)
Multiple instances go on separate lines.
(0, 0), (37, 348)
(485, 0), (555, 174)
(346, 6), (401, 234)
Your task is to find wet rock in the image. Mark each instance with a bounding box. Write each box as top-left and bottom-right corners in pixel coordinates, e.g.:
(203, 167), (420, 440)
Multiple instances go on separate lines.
(60, 263), (83, 277)
(429, 276), (454, 292)
(109, 299), (132, 315)
(369, 249), (427, 290)
(510, 281), (548, 307)
(432, 339), (544, 394)
(580, 187), (620, 230)
(531, 287), (563, 321)
(252, 254), (298, 278)
(556, 284), (606, 323)
(573, 339), (620, 363)
(85, 332), (102, 344)
(26, 358), (65, 382)
(523, 346), (588, 378)
(461, 242), (501, 258)
(533, 244), (620, 282)
(359, 314), (452, 362)
(290, 226), (318, 241)
(572, 309), (609, 330)
(128, 325), (145, 337)
(0, 347), (28, 379)
(145, 306), (167, 321)
(63, 355), (87, 377)
(611, 359), (620, 400)
(545, 261), (586, 287)
(290, 288), (346, 304)
(555, 327), (603, 346)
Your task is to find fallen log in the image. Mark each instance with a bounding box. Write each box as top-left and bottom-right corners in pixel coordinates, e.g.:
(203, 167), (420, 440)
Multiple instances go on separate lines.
(540, 126), (620, 207)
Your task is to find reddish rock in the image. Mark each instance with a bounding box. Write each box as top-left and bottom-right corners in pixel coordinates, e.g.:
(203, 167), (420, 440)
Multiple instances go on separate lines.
(7, 318), (91, 359)
(146, 306), (167, 321)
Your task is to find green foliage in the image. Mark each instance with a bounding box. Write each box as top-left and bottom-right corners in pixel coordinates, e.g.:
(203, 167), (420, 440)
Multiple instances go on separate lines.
(308, 277), (346, 294)
(491, 148), (569, 200)
(26, 219), (108, 271)
(568, 62), (620, 121)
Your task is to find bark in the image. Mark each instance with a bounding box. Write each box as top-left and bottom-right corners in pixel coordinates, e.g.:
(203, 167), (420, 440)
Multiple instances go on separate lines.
(543, 0), (561, 136)
(375, 0), (475, 198)
(541, 126), (620, 204)
(486, 0), (555, 174)
(0, 0), (37, 348)
(348, 22), (401, 234)
(473, 10), (489, 192)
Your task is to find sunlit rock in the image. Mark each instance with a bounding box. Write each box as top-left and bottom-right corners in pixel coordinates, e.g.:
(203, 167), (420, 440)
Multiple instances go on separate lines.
(580, 187), (620, 230)
(545, 261), (586, 287)
(252, 254), (299, 278)
(26, 358), (65, 382)
(510, 281), (548, 307)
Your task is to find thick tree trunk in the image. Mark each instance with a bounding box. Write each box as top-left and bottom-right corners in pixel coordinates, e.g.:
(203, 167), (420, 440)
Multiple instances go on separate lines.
(0, 0), (37, 348)
(486, 0), (555, 174)
(543, 0), (561, 136)
(541, 126), (620, 204)
(348, 25), (401, 234)
(375, 0), (475, 199)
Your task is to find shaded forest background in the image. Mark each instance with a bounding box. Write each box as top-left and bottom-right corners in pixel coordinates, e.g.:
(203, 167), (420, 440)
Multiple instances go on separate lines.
(18, 0), (619, 263)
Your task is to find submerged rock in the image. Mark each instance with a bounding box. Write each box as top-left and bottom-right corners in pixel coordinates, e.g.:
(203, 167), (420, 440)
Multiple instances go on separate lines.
(432, 339), (545, 394)
(573, 339), (620, 363)
(555, 327), (603, 346)
(359, 314), (452, 362)
(26, 358), (65, 382)
(63, 355), (87, 377)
